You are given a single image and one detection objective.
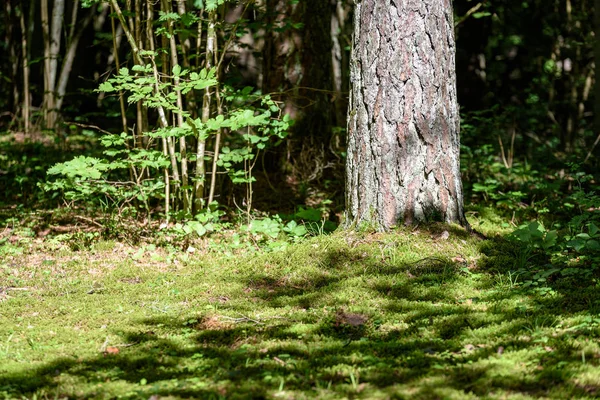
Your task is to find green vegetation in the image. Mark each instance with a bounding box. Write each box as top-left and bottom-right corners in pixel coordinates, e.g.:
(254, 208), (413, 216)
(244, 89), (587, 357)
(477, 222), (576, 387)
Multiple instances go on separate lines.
(2, 221), (600, 399)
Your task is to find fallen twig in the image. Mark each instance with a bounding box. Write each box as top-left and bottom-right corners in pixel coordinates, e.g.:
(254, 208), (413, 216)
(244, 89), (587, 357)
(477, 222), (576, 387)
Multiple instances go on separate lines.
(99, 336), (110, 353)
(74, 215), (105, 228)
(220, 314), (264, 325)
(0, 287), (30, 294)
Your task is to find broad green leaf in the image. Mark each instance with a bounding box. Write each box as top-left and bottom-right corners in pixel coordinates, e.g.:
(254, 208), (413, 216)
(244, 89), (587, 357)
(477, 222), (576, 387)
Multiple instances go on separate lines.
(98, 81), (114, 92)
(173, 64), (182, 77)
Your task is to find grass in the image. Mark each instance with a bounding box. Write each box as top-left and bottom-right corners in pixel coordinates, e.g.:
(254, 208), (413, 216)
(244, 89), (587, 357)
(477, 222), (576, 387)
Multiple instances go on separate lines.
(1, 221), (600, 399)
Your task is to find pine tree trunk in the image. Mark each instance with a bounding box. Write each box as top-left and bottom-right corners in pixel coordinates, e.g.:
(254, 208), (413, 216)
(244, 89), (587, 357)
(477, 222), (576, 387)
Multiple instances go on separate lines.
(345, 0), (467, 230)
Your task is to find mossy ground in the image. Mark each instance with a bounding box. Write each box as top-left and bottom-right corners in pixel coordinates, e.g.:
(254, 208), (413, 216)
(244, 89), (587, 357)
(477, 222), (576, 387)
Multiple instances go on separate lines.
(1, 217), (600, 399)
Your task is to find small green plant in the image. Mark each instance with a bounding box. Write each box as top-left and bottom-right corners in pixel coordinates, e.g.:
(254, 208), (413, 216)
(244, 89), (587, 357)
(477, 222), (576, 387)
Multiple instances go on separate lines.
(169, 202), (225, 238)
(51, 231), (101, 251)
(244, 215), (308, 251)
(508, 180), (600, 291)
(512, 221), (558, 252)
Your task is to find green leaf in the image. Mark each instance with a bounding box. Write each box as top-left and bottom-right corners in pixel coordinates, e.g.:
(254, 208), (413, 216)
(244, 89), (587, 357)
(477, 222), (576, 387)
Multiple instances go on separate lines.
(47, 156), (110, 180)
(173, 64), (182, 77)
(294, 208), (322, 222)
(284, 220), (307, 237)
(98, 81), (114, 92)
(589, 223), (599, 237)
(205, 0), (218, 11)
(542, 230), (558, 250)
(586, 240), (600, 251)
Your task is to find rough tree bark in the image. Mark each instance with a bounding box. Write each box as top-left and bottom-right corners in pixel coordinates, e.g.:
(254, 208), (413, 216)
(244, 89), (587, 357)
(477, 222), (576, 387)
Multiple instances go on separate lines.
(345, 0), (467, 230)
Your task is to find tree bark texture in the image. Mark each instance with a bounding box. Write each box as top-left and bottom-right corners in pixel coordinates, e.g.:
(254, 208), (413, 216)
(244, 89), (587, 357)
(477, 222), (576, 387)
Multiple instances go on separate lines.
(345, 0), (467, 230)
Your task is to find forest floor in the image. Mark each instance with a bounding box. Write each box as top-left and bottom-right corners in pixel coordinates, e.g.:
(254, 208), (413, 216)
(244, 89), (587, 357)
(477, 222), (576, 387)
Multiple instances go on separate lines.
(2, 216), (600, 399)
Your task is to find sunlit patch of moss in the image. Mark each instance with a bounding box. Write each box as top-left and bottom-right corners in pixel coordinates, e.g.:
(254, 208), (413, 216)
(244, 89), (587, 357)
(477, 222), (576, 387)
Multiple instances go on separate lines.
(1, 217), (600, 399)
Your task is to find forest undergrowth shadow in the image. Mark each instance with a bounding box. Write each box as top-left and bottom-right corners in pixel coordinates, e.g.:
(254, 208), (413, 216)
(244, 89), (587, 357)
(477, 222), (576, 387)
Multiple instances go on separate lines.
(2, 231), (600, 399)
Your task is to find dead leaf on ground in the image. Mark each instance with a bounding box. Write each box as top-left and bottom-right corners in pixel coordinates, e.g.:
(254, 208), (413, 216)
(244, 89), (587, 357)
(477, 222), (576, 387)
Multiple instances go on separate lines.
(335, 310), (368, 327)
(37, 229), (51, 237)
(273, 356), (286, 366)
(120, 277), (142, 284)
(464, 344), (476, 352)
(104, 346), (120, 355)
(355, 383), (368, 393)
(197, 316), (232, 331)
(209, 296), (230, 303)
(577, 384), (600, 394)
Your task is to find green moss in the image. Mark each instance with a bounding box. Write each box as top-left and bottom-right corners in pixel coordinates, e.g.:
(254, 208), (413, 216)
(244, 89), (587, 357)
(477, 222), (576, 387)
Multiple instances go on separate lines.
(1, 225), (599, 399)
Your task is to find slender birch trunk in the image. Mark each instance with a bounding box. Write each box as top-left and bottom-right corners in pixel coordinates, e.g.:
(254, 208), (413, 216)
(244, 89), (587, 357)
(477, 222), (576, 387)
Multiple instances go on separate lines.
(110, 0), (183, 215)
(18, 0), (30, 134)
(208, 33), (223, 206)
(46, 0), (65, 128)
(41, 0), (52, 128)
(195, 12), (217, 213)
(163, 0), (190, 213)
(5, 0), (19, 125)
(145, 0), (169, 219)
(110, 5), (127, 137)
(55, 4), (95, 113)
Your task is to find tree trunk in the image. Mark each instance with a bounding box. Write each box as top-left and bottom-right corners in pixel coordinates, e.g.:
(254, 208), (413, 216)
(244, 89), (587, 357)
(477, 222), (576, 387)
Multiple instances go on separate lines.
(41, 0), (64, 129)
(345, 0), (467, 230)
(595, 0), (600, 152)
(55, 4), (96, 113)
(41, 0), (53, 127)
(5, 0), (19, 122)
(18, 0), (30, 134)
